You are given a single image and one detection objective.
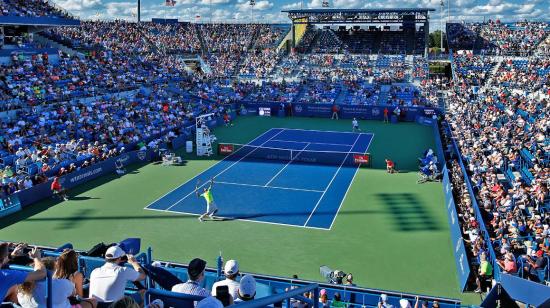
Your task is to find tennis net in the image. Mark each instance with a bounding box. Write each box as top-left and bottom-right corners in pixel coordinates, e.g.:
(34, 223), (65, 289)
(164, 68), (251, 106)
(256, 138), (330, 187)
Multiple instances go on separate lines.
(218, 143), (370, 167)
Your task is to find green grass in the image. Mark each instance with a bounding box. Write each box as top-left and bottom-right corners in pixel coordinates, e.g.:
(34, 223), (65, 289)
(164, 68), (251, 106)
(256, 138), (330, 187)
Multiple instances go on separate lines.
(0, 117), (480, 305)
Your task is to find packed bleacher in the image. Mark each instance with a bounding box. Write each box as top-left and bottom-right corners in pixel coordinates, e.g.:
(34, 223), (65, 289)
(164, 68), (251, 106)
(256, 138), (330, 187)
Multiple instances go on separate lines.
(0, 0), (72, 18)
(442, 47), (549, 289)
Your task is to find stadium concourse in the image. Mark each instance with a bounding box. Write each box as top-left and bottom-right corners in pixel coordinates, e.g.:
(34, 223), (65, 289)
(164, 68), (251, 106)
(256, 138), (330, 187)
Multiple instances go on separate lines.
(0, 1), (548, 307)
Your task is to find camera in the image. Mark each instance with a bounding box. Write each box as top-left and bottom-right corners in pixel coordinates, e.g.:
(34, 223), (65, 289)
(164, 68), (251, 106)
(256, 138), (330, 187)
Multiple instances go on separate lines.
(320, 265), (347, 284)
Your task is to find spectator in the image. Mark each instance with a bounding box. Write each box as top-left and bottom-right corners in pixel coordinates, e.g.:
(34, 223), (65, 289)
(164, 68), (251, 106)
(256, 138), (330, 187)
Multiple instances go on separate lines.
(54, 249), (96, 307)
(197, 296), (223, 308)
(89, 246), (146, 303)
(0, 243), (46, 303)
(171, 258), (210, 297)
(332, 292), (345, 307)
(378, 294), (393, 308)
(212, 259), (240, 300)
(475, 253), (492, 293)
(109, 296), (140, 308)
(234, 275), (256, 303)
(523, 250), (547, 282)
(16, 257), (56, 308)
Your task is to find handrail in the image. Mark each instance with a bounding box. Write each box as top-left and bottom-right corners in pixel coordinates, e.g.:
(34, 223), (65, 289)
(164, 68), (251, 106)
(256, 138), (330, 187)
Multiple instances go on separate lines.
(229, 283), (319, 308)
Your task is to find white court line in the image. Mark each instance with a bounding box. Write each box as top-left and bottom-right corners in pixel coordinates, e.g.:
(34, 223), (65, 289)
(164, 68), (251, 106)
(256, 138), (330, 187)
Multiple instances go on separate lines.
(216, 180), (324, 193)
(165, 129), (286, 211)
(145, 128), (280, 209)
(303, 134), (362, 227)
(144, 207), (330, 231)
(268, 139), (354, 148)
(263, 142), (310, 187)
(328, 133), (375, 230)
(273, 127), (372, 135)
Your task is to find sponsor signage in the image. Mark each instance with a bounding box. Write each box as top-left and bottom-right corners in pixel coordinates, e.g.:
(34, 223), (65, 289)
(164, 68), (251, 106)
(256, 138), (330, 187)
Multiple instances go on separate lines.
(218, 144), (234, 155)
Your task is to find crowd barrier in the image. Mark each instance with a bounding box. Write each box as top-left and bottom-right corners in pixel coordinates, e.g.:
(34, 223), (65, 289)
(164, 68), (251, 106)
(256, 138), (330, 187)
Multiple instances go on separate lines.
(241, 101), (439, 121)
(13, 149), (156, 208)
(442, 166), (471, 291)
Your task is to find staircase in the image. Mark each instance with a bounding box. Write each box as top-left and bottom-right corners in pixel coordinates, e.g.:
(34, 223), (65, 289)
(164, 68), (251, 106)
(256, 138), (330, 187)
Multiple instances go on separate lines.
(481, 56), (504, 92)
(195, 24), (208, 55)
(334, 82), (348, 105)
(378, 84), (391, 104)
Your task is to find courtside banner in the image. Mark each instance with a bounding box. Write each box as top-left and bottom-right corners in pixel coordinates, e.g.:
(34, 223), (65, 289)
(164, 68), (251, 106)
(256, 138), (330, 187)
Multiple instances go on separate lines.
(353, 154), (370, 165)
(218, 144), (234, 155)
(442, 166), (471, 291)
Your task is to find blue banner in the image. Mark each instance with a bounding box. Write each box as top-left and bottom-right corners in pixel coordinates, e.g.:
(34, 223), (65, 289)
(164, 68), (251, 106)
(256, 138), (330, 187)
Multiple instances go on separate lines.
(16, 149), (152, 208)
(242, 102), (440, 121)
(0, 196), (22, 218)
(442, 166), (471, 291)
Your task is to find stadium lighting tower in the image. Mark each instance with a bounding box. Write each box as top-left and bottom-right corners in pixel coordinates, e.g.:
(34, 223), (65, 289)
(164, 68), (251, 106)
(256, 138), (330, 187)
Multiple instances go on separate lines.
(137, 0), (140, 22)
(250, 0), (255, 24)
(440, 0), (444, 51)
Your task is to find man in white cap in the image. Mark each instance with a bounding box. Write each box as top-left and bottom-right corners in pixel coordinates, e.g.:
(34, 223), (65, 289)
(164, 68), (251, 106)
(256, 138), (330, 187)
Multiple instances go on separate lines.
(235, 275), (256, 303)
(89, 245), (147, 303)
(378, 294), (393, 308)
(212, 259), (240, 300)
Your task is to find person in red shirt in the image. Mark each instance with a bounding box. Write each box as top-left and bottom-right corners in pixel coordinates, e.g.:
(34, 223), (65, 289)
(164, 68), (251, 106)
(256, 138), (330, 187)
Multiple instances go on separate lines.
(385, 159), (396, 174)
(223, 113), (233, 126)
(51, 177), (68, 201)
(331, 104), (339, 120)
(383, 107), (389, 123)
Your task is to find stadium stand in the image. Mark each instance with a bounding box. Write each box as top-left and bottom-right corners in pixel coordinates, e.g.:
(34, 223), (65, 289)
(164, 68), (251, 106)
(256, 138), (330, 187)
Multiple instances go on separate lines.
(0, 0), (549, 305)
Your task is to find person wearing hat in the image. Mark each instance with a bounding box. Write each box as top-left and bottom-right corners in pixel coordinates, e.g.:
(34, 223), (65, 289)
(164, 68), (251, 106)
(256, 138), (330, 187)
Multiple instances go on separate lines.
(51, 176), (68, 201)
(172, 258), (210, 297)
(234, 275), (256, 303)
(197, 296), (223, 308)
(89, 245), (146, 303)
(378, 294), (393, 308)
(212, 259), (240, 300)
(523, 249), (547, 282)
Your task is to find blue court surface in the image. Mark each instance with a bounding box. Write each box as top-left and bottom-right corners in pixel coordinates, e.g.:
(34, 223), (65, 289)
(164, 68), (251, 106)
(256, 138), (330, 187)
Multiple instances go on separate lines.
(145, 128), (374, 230)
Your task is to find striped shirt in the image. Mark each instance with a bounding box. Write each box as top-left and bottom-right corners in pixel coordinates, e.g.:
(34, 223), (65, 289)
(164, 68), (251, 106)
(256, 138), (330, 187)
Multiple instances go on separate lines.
(172, 280), (210, 297)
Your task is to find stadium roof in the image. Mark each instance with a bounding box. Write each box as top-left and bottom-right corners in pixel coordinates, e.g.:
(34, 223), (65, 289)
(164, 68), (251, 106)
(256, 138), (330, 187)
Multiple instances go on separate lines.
(282, 8), (435, 24)
(282, 8), (436, 14)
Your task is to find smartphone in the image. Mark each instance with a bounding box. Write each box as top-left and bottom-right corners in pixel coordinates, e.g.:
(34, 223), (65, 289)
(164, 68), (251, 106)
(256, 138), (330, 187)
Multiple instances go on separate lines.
(216, 285), (231, 307)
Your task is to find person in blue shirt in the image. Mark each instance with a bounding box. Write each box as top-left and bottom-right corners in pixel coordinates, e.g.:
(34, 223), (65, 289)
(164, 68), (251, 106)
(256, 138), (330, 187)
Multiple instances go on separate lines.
(0, 243), (46, 303)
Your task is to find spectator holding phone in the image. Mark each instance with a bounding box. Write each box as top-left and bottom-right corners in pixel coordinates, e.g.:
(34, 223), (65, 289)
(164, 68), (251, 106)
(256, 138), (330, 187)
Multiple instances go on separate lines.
(0, 243), (46, 303)
(89, 246), (146, 303)
(212, 259), (240, 300)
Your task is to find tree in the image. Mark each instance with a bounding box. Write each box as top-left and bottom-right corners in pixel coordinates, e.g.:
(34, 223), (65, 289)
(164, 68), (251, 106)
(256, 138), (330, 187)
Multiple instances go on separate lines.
(429, 30), (448, 49)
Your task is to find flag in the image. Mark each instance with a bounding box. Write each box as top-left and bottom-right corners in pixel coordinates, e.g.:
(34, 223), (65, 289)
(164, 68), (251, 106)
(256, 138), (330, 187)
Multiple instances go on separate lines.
(165, 0), (176, 7)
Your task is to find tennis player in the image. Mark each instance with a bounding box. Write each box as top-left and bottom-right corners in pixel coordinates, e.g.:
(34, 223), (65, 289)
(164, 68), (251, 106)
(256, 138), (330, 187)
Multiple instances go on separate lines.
(196, 179), (219, 222)
(352, 118), (361, 132)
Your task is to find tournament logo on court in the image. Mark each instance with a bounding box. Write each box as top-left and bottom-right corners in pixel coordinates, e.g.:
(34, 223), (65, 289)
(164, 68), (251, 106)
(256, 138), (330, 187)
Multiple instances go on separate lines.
(372, 108), (380, 116)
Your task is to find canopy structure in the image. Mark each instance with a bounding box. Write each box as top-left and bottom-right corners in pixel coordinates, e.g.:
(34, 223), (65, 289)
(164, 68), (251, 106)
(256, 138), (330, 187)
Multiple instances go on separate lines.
(282, 8), (435, 55)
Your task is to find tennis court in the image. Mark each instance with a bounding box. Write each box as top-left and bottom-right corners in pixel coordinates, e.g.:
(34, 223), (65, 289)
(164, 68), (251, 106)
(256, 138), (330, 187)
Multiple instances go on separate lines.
(145, 128), (373, 230)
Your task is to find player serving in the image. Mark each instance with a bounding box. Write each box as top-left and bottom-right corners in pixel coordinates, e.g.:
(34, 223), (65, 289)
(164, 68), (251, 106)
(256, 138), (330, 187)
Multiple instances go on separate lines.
(196, 178), (219, 222)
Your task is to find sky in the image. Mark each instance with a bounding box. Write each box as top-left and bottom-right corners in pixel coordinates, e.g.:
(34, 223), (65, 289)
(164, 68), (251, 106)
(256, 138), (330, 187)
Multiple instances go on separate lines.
(52, 0), (549, 30)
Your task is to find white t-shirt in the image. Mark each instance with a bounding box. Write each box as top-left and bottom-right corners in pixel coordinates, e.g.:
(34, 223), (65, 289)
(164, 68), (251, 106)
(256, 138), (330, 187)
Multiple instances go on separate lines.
(17, 278), (74, 308)
(89, 262), (140, 302)
(211, 279), (240, 300)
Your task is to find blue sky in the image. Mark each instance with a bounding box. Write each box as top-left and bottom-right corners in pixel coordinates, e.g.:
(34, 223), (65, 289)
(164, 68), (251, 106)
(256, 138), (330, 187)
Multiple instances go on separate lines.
(52, 0), (549, 29)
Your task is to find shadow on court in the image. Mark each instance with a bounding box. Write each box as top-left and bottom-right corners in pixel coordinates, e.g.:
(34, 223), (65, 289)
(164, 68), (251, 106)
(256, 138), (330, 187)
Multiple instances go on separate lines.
(375, 193), (440, 232)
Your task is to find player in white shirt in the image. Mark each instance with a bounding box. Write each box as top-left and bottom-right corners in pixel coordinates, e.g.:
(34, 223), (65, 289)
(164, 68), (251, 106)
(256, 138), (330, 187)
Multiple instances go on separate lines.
(352, 118), (361, 132)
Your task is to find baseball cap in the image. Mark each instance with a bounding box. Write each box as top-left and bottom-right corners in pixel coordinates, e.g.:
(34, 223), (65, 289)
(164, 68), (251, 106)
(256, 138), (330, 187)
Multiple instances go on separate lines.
(400, 299), (411, 308)
(196, 297), (223, 308)
(105, 246), (126, 260)
(224, 260), (239, 275)
(238, 275), (256, 299)
(188, 258), (207, 278)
